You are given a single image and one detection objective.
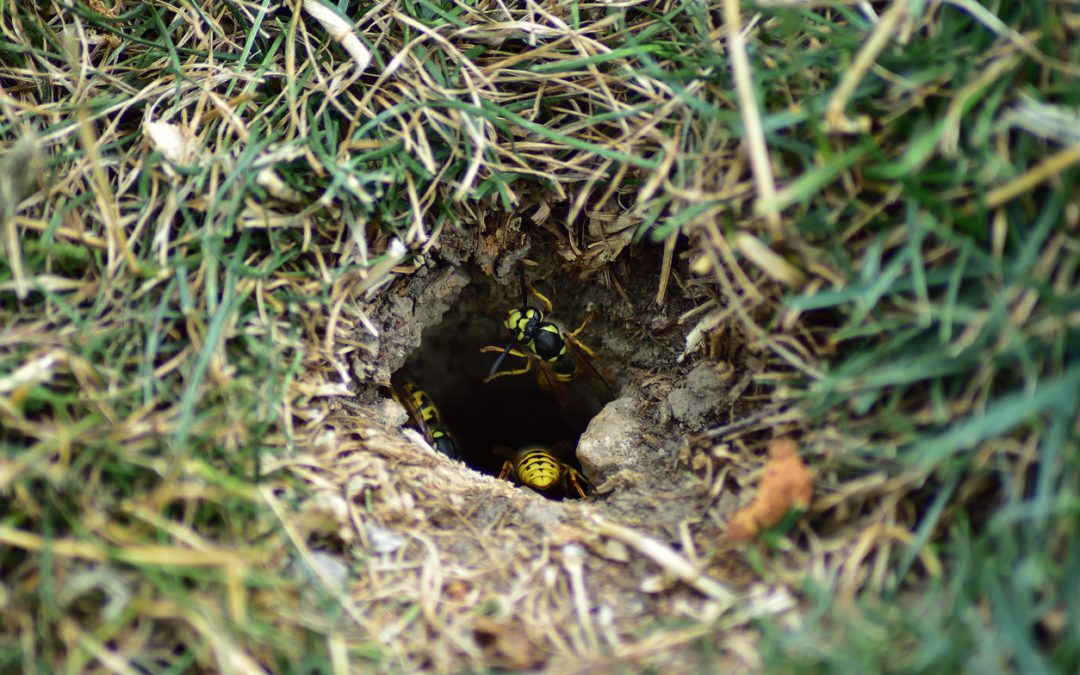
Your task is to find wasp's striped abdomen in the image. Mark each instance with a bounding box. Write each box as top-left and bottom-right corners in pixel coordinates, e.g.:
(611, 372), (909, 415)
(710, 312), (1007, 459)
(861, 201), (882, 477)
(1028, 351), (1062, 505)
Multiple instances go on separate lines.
(401, 383), (441, 424)
(394, 380), (461, 461)
(430, 424), (460, 461)
(514, 447), (563, 490)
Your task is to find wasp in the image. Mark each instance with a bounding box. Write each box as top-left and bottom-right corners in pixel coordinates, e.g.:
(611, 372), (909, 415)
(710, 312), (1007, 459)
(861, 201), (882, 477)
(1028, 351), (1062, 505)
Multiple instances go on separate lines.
(497, 444), (590, 499)
(392, 380), (461, 461)
(482, 268), (612, 406)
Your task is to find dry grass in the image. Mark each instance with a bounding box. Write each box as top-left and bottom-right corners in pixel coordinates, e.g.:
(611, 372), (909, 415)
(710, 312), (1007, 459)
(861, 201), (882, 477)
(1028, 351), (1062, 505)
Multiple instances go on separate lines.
(1, 0), (1078, 672)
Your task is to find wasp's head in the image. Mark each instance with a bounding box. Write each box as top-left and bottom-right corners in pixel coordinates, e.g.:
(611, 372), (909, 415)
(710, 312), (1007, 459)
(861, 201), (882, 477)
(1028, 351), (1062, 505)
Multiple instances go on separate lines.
(504, 307), (543, 344)
(504, 266), (546, 344)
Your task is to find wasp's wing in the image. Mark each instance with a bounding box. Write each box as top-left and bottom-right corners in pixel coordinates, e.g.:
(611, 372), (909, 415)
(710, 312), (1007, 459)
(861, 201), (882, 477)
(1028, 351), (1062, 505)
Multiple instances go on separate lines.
(547, 439), (576, 460)
(533, 357), (577, 421)
(564, 338), (613, 399)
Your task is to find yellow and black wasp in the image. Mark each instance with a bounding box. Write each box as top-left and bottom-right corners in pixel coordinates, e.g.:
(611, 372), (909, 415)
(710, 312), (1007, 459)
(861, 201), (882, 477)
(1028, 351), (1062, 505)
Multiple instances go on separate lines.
(496, 443), (590, 499)
(482, 267), (612, 411)
(392, 380), (461, 461)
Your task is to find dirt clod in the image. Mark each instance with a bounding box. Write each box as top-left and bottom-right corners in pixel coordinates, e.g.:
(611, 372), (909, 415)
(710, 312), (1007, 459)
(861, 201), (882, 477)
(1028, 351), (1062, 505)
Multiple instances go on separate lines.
(665, 360), (732, 428)
(522, 497), (566, 529)
(378, 396), (409, 429)
(576, 396), (646, 486)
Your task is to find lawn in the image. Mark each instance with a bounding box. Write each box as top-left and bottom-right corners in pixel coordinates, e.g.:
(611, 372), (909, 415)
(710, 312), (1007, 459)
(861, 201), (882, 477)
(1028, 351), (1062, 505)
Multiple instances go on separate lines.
(1, 1), (1077, 672)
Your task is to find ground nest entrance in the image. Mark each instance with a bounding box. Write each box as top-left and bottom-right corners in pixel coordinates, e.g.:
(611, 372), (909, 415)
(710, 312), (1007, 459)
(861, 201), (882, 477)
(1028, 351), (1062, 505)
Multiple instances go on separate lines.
(394, 263), (612, 490)
(332, 234), (768, 669)
(374, 234), (737, 509)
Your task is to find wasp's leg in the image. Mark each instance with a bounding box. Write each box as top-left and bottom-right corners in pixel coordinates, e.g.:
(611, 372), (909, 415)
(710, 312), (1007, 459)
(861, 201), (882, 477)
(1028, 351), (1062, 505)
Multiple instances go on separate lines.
(567, 312), (596, 340)
(565, 315), (609, 379)
(498, 460), (515, 481)
(566, 315), (605, 369)
(569, 336), (598, 358)
(562, 325), (613, 397)
(480, 346), (534, 382)
(564, 466), (590, 499)
(484, 361), (533, 382)
(526, 282), (554, 313)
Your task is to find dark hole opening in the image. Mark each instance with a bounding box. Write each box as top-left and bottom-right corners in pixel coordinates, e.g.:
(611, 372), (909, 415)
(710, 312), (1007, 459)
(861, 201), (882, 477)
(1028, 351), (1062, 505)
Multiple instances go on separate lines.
(396, 269), (608, 495)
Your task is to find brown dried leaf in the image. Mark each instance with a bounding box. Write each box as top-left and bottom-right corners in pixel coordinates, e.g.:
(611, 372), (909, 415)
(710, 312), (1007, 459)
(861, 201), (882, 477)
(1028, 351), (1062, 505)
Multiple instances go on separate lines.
(725, 438), (813, 543)
(471, 616), (545, 670)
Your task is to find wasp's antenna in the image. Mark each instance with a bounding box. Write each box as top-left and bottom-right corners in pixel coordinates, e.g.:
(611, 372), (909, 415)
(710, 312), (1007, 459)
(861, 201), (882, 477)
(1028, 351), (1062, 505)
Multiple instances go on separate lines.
(518, 266), (528, 309)
(488, 343), (514, 379)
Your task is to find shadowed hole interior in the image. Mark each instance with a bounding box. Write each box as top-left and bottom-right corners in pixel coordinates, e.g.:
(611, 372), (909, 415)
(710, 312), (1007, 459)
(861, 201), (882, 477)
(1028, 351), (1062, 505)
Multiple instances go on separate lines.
(398, 269), (597, 487)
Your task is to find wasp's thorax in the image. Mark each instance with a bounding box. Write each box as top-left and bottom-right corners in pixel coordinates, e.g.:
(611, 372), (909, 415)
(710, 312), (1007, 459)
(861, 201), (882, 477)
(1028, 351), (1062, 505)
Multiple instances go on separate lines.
(505, 308), (570, 366)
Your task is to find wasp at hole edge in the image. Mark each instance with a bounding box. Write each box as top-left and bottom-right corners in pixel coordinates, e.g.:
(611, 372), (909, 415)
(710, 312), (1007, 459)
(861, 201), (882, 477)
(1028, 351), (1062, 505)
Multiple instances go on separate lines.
(496, 443), (591, 499)
(391, 379), (462, 461)
(483, 267), (613, 404)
